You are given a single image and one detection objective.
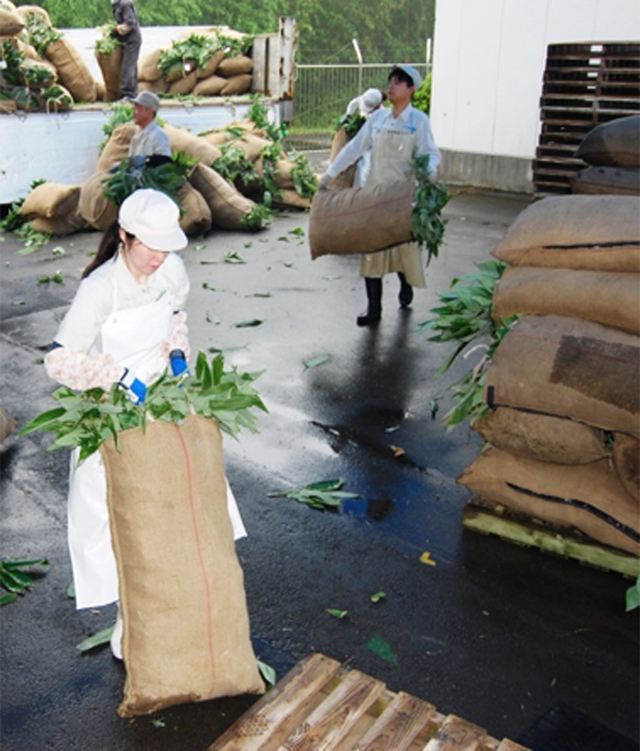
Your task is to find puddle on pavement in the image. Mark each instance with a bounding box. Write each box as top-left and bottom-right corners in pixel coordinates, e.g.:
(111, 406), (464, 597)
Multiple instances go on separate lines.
(341, 496), (395, 521)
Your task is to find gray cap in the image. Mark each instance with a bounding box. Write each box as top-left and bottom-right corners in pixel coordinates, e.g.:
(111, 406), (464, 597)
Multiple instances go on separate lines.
(390, 64), (423, 90)
(128, 91), (161, 113)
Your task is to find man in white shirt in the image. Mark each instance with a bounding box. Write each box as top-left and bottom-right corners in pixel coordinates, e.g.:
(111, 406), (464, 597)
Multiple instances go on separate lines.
(127, 91), (172, 167)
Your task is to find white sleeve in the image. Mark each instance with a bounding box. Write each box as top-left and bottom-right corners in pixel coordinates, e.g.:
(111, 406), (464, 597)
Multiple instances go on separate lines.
(54, 274), (113, 352)
(415, 112), (442, 176)
(161, 253), (190, 311)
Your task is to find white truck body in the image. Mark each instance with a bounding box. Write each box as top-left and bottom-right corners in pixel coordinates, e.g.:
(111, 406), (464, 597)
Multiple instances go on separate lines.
(0, 18), (296, 204)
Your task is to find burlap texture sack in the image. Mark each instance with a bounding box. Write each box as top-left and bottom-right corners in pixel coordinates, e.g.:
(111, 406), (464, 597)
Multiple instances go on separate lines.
(0, 7), (24, 35)
(177, 181), (212, 237)
(575, 116), (640, 168)
(493, 266), (640, 334)
(0, 99), (17, 114)
(271, 189), (311, 210)
(189, 163), (255, 229)
(96, 47), (122, 102)
(613, 433), (640, 501)
(196, 50), (225, 80)
(78, 172), (118, 231)
(232, 133), (271, 162)
(138, 47), (166, 82)
(570, 166), (640, 196)
(44, 37), (97, 103)
(491, 196), (640, 272)
(15, 4), (51, 27)
(0, 408), (17, 444)
(220, 74), (253, 96)
(458, 445), (639, 554)
(20, 182), (80, 220)
(0, 34), (37, 59)
(31, 210), (87, 236)
(21, 58), (57, 89)
(163, 124), (221, 166)
(101, 416), (264, 716)
(217, 55), (253, 77)
(473, 407), (608, 465)
(168, 70), (197, 95)
(484, 315), (640, 437)
(309, 179), (413, 259)
(326, 128), (356, 191)
(192, 75), (227, 97)
(97, 121), (136, 171)
(273, 159), (296, 189)
(138, 78), (168, 94)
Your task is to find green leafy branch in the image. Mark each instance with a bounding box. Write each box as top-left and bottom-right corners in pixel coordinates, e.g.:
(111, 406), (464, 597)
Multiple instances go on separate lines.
(268, 478), (360, 511)
(0, 559), (50, 606)
(411, 154), (450, 265)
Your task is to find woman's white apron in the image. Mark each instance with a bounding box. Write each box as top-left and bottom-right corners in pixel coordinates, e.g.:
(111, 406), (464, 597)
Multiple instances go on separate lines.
(360, 109), (426, 288)
(68, 283), (246, 610)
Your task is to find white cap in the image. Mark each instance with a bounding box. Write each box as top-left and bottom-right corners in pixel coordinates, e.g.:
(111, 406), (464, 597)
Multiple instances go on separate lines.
(390, 64), (423, 90)
(119, 189), (187, 252)
(358, 88), (383, 115)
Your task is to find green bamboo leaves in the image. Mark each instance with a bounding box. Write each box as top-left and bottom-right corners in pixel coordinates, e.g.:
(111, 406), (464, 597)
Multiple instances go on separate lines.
(20, 352), (267, 463)
(411, 154), (450, 265)
(0, 559), (50, 606)
(268, 479), (361, 511)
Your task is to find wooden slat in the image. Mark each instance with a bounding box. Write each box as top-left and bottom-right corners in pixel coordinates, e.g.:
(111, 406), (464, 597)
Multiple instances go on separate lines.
(284, 668), (387, 750)
(423, 714), (499, 750)
(352, 691), (440, 750)
(207, 653), (343, 751)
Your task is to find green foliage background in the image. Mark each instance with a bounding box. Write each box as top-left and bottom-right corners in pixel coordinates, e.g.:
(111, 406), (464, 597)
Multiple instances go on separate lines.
(33, 0), (435, 63)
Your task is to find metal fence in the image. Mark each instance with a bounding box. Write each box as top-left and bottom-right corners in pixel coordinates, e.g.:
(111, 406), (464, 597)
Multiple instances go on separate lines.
(286, 63), (431, 151)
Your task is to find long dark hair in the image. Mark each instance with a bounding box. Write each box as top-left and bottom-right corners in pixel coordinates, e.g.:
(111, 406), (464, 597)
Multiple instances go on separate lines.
(82, 222), (134, 279)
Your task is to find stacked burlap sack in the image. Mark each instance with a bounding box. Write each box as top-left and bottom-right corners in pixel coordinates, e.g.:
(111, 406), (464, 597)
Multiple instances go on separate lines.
(571, 115), (640, 196)
(0, 1), (98, 112)
(458, 195), (640, 556)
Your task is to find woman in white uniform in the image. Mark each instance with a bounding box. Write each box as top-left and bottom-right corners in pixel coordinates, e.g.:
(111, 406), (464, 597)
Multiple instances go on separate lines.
(44, 189), (246, 658)
(319, 65), (441, 326)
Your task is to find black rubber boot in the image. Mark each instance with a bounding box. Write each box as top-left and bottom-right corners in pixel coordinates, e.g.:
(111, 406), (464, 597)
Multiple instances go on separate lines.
(357, 277), (382, 326)
(398, 272), (413, 308)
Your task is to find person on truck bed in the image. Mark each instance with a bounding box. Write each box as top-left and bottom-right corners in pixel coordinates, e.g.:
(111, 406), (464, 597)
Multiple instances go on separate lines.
(128, 91), (172, 167)
(111, 0), (141, 99)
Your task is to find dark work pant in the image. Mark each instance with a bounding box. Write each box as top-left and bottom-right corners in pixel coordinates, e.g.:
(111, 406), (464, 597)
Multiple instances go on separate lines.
(120, 39), (141, 98)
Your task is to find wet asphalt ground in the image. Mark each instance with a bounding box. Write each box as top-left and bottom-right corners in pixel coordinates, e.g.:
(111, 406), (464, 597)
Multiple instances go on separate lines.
(0, 178), (638, 750)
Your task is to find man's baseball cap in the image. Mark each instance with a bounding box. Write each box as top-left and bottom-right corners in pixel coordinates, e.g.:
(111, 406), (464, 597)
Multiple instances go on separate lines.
(119, 189), (187, 252)
(128, 90), (161, 113)
(389, 64), (423, 90)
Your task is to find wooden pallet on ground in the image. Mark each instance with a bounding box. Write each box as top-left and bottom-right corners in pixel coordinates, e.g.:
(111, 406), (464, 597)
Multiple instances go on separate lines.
(463, 502), (640, 578)
(208, 652), (529, 750)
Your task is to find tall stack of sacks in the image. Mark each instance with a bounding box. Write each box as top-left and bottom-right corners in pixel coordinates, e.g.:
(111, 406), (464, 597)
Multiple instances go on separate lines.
(571, 115), (640, 196)
(458, 195), (640, 557)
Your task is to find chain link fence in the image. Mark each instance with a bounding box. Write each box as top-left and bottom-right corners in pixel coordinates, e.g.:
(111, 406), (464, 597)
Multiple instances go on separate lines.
(286, 63), (430, 151)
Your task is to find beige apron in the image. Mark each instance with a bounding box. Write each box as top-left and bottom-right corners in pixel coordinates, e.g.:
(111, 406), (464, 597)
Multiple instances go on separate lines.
(360, 109), (426, 288)
(68, 275), (246, 610)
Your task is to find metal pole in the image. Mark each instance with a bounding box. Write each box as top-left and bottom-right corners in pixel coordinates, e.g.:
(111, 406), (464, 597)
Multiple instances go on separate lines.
(352, 38), (363, 93)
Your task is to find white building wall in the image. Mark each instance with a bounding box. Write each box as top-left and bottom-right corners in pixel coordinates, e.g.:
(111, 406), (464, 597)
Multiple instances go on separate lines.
(430, 0), (640, 192)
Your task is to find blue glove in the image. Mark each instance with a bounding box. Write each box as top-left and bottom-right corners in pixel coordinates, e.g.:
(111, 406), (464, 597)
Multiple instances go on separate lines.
(169, 349), (189, 377)
(119, 368), (147, 404)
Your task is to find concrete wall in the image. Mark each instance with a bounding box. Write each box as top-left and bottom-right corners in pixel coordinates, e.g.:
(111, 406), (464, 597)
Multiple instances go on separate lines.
(430, 0), (640, 193)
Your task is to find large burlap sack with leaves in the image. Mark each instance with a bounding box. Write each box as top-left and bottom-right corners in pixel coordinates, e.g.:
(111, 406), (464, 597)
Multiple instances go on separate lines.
(493, 266), (640, 335)
(491, 196), (640, 272)
(189, 163), (256, 229)
(0, 6), (24, 35)
(101, 416), (264, 716)
(575, 116), (640, 168)
(217, 55), (253, 77)
(473, 407), (608, 466)
(15, 4), (51, 27)
(484, 315), (640, 438)
(231, 133), (271, 162)
(138, 78), (168, 94)
(220, 74), (252, 96)
(613, 434), (640, 501)
(570, 166), (640, 196)
(192, 75), (227, 97)
(96, 47), (122, 102)
(30, 210), (88, 236)
(177, 181), (212, 237)
(138, 47), (166, 82)
(44, 37), (97, 103)
(309, 179), (413, 259)
(195, 49), (225, 80)
(326, 128), (357, 190)
(163, 124), (222, 166)
(0, 33), (37, 59)
(458, 445), (639, 555)
(19, 58), (57, 89)
(97, 121), (137, 172)
(168, 70), (197, 95)
(19, 182), (80, 220)
(78, 172), (118, 231)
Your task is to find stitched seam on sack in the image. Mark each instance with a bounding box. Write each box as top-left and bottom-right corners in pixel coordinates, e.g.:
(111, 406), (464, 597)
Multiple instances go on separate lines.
(173, 422), (217, 694)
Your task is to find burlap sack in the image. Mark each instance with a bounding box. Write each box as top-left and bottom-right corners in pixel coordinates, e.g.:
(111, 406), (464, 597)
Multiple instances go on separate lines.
(571, 166), (640, 196)
(138, 78), (168, 94)
(31, 210), (87, 236)
(484, 315), (640, 438)
(220, 74), (252, 96)
(458, 445), (639, 554)
(473, 407), (608, 465)
(138, 47), (166, 82)
(613, 433), (640, 501)
(326, 129), (356, 191)
(192, 75), (227, 97)
(0, 34), (37, 59)
(217, 55), (253, 77)
(0, 7), (24, 35)
(273, 159), (296, 189)
(196, 50), (225, 80)
(0, 99), (17, 114)
(97, 121), (137, 172)
(0, 408), (17, 444)
(271, 189), (311, 210)
(15, 4), (51, 27)
(19, 182), (80, 220)
(163, 124), (221, 166)
(78, 172), (118, 231)
(177, 181), (212, 237)
(101, 416), (264, 717)
(21, 59), (57, 89)
(168, 70), (197, 95)
(232, 133), (271, 162)
(493, 266), (640, 334)
(189, 163), (255, 229)
(575, 116), (640, 169)
(96, 47), (122, 102)
(309, 179), (413, 259)
(491, 196), (640, 272)
(44, 37), (97, 103)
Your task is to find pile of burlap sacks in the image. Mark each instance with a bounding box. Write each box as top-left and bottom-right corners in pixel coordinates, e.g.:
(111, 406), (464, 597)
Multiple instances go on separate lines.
(571, 114), (640, 196)
(18, 116), (311, 237)
(458, 192), (640, 557)
(0, 2), (98, 112)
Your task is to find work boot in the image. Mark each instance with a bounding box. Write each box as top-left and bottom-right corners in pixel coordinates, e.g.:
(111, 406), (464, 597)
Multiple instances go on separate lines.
(357, 277), (382, 326)
(398, 273), (413, 308)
